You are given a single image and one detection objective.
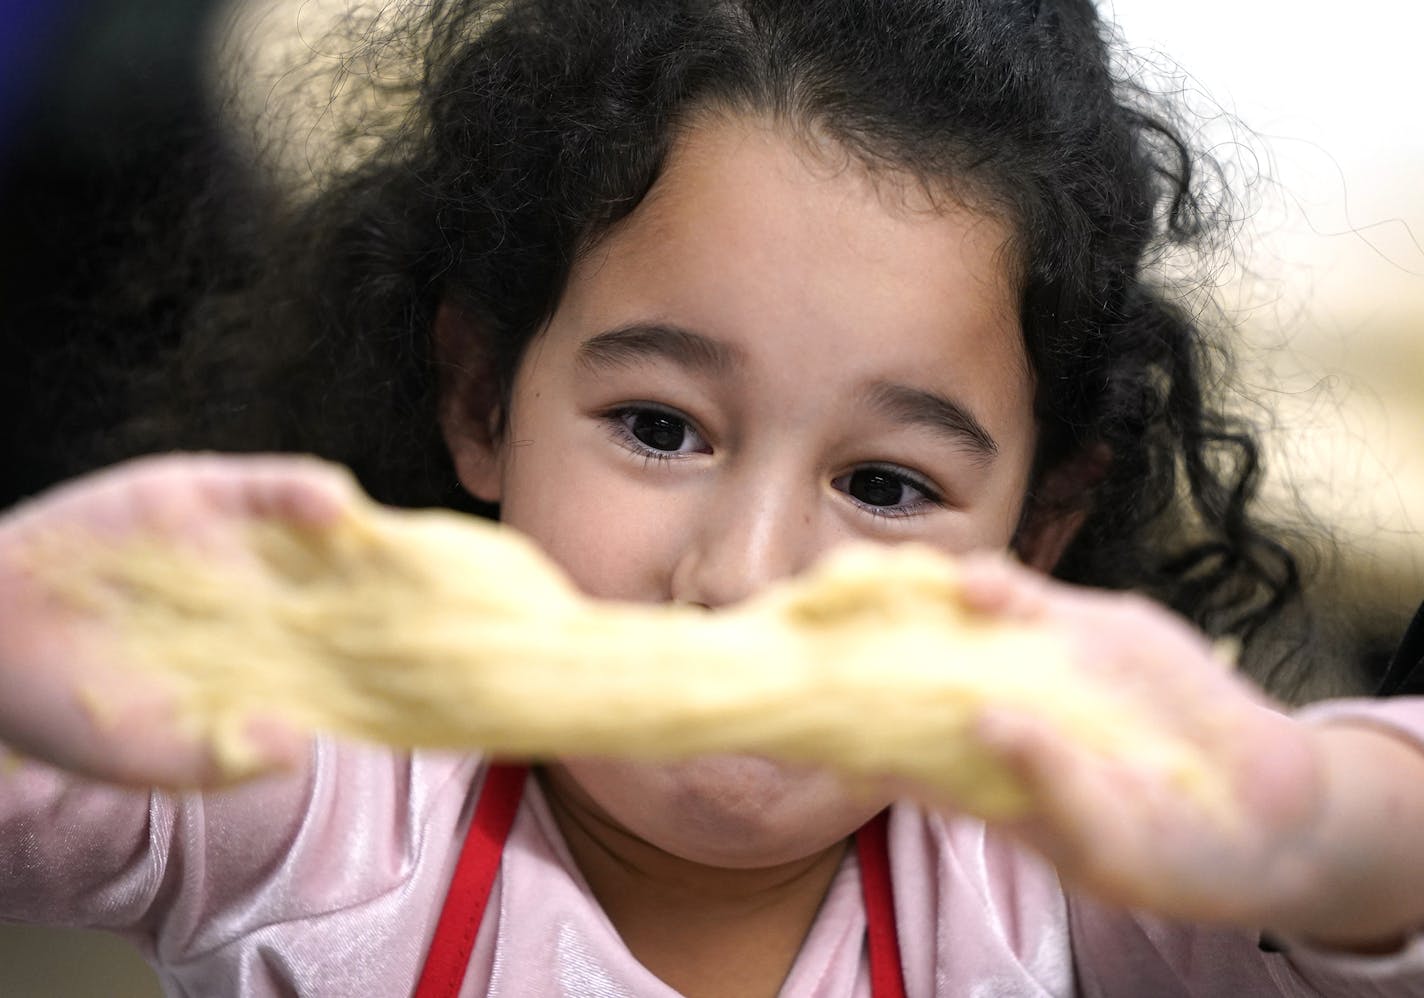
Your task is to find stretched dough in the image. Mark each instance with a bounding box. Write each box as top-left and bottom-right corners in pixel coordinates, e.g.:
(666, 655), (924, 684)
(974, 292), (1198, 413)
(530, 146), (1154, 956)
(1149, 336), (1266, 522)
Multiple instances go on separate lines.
(54, 496), (1229, 820)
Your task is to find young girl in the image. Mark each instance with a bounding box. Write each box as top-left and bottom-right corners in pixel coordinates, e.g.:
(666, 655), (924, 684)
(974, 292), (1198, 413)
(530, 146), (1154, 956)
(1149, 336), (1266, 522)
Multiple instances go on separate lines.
(3, 0), (1424, 994)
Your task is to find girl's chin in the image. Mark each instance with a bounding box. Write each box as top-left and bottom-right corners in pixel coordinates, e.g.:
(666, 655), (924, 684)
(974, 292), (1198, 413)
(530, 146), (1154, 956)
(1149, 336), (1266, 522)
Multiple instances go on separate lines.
(664, 752), (813, 788)
(550, 754), (885, 868)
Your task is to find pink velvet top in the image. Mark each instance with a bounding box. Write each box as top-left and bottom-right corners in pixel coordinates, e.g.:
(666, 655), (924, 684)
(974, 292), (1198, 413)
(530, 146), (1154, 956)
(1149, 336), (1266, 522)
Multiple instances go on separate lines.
(4, 699), (1424, 997)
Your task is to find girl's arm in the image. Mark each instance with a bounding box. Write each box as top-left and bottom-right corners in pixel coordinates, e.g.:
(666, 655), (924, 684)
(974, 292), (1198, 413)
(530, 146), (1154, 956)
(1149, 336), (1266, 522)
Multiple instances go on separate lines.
(952, 555), (1424, 952)
(0, 455), (344, 936)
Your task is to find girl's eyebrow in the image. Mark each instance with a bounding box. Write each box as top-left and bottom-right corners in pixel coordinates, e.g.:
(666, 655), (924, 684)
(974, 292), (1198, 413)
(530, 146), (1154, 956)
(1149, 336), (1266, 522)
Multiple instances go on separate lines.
(574, 324), (996, 459)
(575, 323), (739, 376)
(866, 382), (999, 462)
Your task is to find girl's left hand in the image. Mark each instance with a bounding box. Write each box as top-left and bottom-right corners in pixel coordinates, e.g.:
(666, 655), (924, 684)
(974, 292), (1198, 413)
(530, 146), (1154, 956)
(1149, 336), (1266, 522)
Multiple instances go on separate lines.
(949, 555), (1417, 946)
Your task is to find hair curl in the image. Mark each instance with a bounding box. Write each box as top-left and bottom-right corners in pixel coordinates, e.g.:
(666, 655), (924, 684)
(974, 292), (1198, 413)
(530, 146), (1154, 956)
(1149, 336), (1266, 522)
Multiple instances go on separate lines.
(118, 0), (1309, 690)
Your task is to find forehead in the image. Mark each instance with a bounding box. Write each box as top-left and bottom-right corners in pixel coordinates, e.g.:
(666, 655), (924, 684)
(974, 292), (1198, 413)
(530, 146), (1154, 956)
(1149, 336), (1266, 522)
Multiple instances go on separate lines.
(555, 113), (1033, 423)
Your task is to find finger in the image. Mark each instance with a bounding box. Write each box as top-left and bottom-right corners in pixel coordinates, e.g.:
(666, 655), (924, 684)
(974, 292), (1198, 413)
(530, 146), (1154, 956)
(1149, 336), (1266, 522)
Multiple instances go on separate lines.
(222, 455), (362, 527)
(163, 453), (356, 526)
(973, 706), (1144, 895)
(174, 713), (314, 789)
(956, 552), (1051, 621)
(75, 695), (308, 789)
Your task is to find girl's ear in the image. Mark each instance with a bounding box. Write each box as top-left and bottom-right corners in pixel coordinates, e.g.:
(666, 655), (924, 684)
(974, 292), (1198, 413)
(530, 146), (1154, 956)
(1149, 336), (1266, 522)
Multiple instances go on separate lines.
(1012, 444), (1112, 572)
(433, 301), (505, 504)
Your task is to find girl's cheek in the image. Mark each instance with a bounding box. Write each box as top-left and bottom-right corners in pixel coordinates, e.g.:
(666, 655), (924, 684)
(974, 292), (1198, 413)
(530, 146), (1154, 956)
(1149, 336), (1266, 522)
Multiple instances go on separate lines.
(522, 466), (690, 603)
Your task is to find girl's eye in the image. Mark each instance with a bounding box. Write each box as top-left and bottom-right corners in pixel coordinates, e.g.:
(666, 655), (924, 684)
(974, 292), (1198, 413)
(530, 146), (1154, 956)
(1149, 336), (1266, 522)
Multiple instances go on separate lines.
(629, 411), (690, 451)
(605, 406), (710, 458)
(832, 466), (944, 518)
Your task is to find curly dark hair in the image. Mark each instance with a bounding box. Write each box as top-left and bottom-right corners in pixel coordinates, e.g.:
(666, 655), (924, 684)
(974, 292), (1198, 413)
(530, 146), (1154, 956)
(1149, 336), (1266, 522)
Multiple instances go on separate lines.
(116, 0), (1307, 688)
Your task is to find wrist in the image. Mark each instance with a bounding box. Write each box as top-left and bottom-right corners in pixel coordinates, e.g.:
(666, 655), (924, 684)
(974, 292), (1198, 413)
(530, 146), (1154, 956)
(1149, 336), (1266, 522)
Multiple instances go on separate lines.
(1266, 722), (1424, 951)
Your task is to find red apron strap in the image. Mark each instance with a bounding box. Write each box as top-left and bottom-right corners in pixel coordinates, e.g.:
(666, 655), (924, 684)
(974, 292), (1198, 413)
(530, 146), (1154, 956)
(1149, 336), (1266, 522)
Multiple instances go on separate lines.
(856, 809), (908, 998)
(413, 762), (528, 998)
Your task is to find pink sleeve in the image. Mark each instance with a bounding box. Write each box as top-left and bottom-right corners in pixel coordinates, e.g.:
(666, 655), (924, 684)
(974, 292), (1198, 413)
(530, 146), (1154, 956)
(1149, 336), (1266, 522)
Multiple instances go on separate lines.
(3, 740), (479, 993)
(0, 757), (175, 933)
(0, 750), (313, 946)
(1070, 897), (1424, 997)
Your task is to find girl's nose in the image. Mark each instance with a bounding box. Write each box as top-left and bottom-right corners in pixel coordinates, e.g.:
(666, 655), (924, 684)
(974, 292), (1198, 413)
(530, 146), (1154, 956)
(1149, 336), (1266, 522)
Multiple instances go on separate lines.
(669, 476), (818, 610)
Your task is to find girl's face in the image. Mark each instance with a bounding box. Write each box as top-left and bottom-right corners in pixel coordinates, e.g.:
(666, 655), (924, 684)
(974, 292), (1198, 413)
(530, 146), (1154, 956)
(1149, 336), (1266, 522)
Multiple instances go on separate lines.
(443, 114), (1066, 868)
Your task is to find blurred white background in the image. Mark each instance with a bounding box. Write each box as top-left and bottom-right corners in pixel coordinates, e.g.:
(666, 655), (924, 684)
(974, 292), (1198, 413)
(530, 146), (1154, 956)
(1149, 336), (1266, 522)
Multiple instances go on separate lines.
(1108, 0), (1424, 619)
(4, 1), (1421, 994)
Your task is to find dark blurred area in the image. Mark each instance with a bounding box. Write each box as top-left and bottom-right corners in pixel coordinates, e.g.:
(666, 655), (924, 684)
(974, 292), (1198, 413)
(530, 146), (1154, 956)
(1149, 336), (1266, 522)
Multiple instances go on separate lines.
(0, 4), (234, 993)
(0, 0), (230, 508)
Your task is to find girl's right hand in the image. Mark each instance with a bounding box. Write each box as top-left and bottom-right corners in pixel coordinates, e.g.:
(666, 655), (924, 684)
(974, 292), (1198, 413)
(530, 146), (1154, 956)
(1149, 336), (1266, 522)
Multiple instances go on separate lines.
(0, 453), (358, 787)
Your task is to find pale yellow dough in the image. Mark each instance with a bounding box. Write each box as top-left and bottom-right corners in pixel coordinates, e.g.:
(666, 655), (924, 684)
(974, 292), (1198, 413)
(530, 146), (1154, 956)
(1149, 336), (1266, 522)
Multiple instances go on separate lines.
(59, 497), (1229, 820)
